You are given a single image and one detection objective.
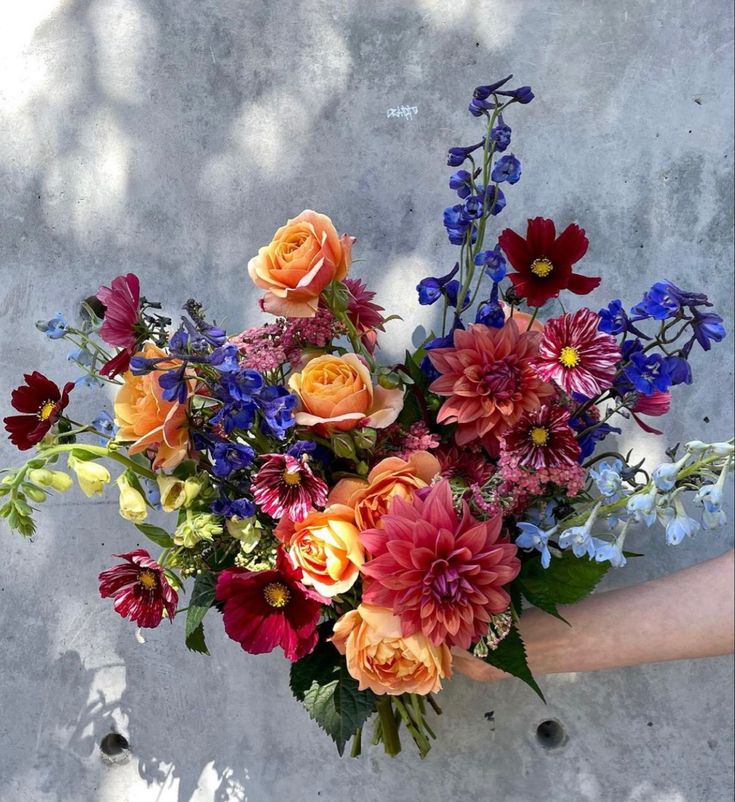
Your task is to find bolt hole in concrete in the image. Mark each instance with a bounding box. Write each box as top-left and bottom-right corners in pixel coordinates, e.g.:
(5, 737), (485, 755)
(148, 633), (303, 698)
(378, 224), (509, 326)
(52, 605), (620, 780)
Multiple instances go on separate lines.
(99, 733), (130, 764)
(535, 719), (567, 750)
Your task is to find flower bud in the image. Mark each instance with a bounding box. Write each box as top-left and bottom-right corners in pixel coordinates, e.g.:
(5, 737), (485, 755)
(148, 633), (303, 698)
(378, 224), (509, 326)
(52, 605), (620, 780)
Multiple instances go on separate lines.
(353, 427), (377, 450)
(174, 512), (222, 548)
(331, 432), (356, 460)
(29, 468), (73, 493)
(183, 476), (203, 506)
(116, 474), (148, 524)
(68, 455), (111, 497)
(24, 485), (47, 503)
(226, 516), (262, 553)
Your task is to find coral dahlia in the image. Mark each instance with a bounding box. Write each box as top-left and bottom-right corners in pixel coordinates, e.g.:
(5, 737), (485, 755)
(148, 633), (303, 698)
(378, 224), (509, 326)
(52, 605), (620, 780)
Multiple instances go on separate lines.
(360, 480), (520, 649)
(427, 319), (554, 446)
(532, 309), (621, 398)
(498, 217), (600, 307)
(503, 404), (581, 469)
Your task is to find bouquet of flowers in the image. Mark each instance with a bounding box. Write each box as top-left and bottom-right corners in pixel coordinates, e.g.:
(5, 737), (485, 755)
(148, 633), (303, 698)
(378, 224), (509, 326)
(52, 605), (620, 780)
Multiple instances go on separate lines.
(2, 76), (732, 759)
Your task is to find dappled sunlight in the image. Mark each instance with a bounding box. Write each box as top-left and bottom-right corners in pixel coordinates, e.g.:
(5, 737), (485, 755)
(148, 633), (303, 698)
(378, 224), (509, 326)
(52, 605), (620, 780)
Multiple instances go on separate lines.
(42, 108), (131, 243)
(88, 0), (158, 104)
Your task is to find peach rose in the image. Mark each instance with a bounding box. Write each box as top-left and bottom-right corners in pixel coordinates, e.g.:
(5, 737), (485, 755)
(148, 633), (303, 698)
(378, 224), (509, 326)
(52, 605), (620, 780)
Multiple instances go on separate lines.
(281, 504), (364, 597)
(114, 343), (190, 470)
(247, 210), (354, 318)
(329, 451), (440, 530)
(288, 353), (403, 433)
(331, 604), (452, 696)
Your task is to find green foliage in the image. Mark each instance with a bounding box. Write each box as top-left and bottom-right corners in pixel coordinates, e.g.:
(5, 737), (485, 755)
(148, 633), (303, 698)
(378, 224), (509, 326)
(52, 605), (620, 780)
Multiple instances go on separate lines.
(185, 621), (209, 655)
(482, 622), (545, 702)
(290, 628), (378, 755)
(134, 523), (174, 548)
(518, 550), (610, 622)
(185, 572), (217, 641)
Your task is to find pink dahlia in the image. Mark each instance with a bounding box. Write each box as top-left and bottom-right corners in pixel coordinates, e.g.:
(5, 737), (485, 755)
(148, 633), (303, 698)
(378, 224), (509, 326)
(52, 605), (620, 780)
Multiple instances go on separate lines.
(531, 308), (621, 398)
(251, 453), (328, 522)
(631, 389), (671, 434)
(96, 273), (142, 377)
(360, 480), (520, 649)
(435, 442), (495, 487)
(98, 549), (178, 628)
(344, 277), (386, 353)
(215, 549), (324, 661)
(503, 404), (580, 469)
(427, 320), (554, 446)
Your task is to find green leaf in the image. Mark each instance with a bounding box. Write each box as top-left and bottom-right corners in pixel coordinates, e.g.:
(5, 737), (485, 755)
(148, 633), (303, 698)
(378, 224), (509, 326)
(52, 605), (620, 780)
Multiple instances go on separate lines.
(482, 622), (545, 702)
(185, 621), (209, 655)
(135, 523), (174, 548)
(185, 572), (217, 640)
(290, 629), (377, 756)
(518, 550), (610, 622)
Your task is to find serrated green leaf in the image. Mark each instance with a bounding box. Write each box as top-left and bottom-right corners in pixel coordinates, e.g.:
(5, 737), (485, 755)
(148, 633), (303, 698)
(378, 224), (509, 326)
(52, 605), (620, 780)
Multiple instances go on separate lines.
(185, 572), (217, 639)
(518, 550), (610, 622)
(185, 621), (209, 654)
(290, 631), (377, 756)
(134, 523), (174, 548)
(482, 622), (545, 702)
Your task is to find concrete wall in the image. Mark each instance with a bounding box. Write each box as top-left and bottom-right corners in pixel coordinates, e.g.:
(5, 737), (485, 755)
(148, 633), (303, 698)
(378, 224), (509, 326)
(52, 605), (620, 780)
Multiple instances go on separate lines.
(0, 1), (733, 800)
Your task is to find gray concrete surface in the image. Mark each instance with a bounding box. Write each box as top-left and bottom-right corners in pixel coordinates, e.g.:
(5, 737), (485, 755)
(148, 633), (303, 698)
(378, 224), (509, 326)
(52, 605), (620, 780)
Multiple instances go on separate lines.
(0, 1), (733, 800)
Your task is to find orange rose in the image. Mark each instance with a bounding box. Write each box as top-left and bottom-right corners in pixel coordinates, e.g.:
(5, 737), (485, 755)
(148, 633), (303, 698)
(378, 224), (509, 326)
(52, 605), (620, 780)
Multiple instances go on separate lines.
(330, 451), (440, 530)
(247, 210), (354, 318)
(281, 505), (364, 597)
(288, 353), (403, 433)
(114, 343), (190, 470)
(331, 604), (452, 696)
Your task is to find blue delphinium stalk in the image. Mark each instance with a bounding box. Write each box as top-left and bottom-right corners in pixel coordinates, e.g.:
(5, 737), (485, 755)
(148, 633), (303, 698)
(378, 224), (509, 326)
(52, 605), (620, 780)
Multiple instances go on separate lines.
(515, 522), (555, 568)
(91, 410), (118, 444)
(559, 502), (602, 558)
(589, 459), (625, 499)
(626, 486), (658, 527)
(659, 496), (701, 545)
(491, 154), (521, 184)
(36, 312), (68, 339)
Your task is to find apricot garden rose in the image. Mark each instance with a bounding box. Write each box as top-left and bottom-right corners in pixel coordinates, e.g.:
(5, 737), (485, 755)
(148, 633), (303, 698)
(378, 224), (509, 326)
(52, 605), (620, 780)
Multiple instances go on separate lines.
(247, 210), (354, 318)
(331, 604), (452, 696)
(279, 504), (364, 597)
(114, 343), (190, 470)
(329, 451), (440, 531)
(288, 353), (403, 433)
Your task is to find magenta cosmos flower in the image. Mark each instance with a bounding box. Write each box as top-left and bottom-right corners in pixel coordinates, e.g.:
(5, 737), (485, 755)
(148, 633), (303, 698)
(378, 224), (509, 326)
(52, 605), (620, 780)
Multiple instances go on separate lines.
(360, 480), (520, 649)
(96, 273), (142, 377)
(4, 371), (74, 450)
(503, 404), (581, 469)
(251, 453), (328, 522)
(215, 549), (324, 661)
(98, 549), (178, 628)
(531, 308), (621, 398)
(427, 319), (554, 447)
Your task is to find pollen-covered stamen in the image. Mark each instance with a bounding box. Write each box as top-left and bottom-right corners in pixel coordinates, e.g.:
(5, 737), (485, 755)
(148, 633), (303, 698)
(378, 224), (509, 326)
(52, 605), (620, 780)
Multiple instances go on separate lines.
(37, 400), (56, 420)
(282, 466), (302, 486)
(559, 345), (581, 368)
(530, 426), (549, 446)
(138, 569), (157, 590)
(530, 257), (554, 278)
(263, 581), (291, 608)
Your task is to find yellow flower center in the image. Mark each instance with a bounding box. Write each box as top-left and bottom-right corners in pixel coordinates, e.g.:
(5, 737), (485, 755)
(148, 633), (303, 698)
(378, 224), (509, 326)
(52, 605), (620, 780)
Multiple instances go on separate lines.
(530, 426), (549, 446)
(559, 345), (581, 368)
(530, 258), (554, 278)
(263, 582), (291, 608)
(138, 569), (157, 590)
(38, 400), (56, 420)
(282, 467), (302, 486)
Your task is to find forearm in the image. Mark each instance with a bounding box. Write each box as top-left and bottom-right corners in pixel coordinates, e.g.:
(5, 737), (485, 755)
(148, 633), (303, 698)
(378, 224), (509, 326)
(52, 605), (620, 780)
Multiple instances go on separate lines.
(453, 550), (735, 682)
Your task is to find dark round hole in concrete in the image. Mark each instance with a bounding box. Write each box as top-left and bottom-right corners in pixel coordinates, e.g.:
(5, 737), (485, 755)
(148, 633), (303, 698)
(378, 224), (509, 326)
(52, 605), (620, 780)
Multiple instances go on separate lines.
(100, 733), (129, 756)
(535, 719), (566, 749)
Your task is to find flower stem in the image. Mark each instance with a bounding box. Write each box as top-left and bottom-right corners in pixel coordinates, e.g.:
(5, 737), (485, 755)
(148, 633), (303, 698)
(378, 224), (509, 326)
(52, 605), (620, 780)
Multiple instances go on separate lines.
(375, 697), (402, 757)
(37, 443), (157, 480)
(350, 727), (362, 758)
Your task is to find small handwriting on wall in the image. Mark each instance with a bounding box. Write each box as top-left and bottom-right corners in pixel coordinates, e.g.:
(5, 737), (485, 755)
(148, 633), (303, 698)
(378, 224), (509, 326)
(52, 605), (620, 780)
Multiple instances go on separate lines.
(387, 105), (419, 120)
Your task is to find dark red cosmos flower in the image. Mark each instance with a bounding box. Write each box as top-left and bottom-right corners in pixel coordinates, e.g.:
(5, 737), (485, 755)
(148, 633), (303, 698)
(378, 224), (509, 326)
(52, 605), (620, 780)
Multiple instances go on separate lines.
(96, 273), (142, 377)
(498, 217), (600, 307)
(3, 372), (74, 450)
(503, 404), (581, 469)
(98, 549), (178, 628)
(215, 549), (325, 661)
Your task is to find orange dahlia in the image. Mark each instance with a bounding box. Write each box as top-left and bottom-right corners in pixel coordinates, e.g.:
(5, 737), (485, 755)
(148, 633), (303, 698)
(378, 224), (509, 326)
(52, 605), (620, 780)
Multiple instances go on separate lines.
(427, 319), (554, 446)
